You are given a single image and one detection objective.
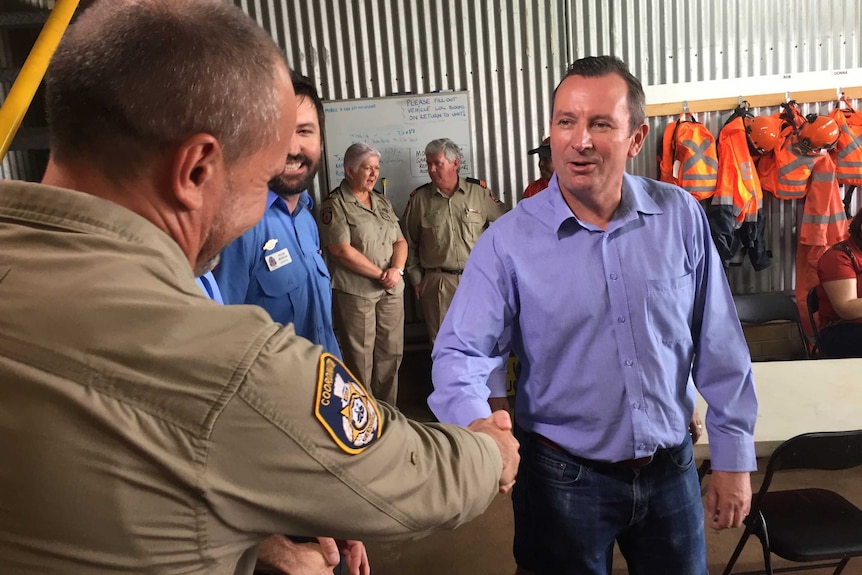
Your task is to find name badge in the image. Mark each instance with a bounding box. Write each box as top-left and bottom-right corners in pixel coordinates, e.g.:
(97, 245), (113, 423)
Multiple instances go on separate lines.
(265, 248), (292, 271)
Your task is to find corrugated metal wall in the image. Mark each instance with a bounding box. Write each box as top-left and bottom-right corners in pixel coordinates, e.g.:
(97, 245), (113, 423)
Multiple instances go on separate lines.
(234, 0), (568, 207)
(1, 1), (858, 294)
(235, 0), (861, 295)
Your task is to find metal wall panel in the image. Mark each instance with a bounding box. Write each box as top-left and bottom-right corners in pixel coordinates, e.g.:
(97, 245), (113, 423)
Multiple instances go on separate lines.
(568, 0), (860, 293)
(234, 0), (860, 296)
(234, 0), (568, 207)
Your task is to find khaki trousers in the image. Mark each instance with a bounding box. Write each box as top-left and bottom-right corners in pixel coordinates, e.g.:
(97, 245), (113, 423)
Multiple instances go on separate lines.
(418, 271), (461, 346)
(332, 289), (404, 406)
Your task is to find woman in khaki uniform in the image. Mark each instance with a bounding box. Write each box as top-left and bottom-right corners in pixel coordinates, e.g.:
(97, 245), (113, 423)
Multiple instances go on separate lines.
(319, 143), (407, 406)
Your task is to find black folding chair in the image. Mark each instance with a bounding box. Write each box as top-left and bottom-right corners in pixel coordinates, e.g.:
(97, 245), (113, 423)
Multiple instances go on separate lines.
(732, 293), (810, 359)
(806, 287), (825, 358)
(722, 430), (862, 575)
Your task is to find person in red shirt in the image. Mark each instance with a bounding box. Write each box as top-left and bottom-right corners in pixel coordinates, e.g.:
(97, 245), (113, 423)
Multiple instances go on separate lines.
(816, 207), (862, 357)
(521, 137), (554, 199)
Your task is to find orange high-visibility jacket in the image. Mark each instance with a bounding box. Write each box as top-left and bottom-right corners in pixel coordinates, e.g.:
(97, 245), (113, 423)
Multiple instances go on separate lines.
(767, 137), (818, 200)
(829, 105), (862, 185)
(657, 117), (718, 200)
(713, 114), (759, 225)
(799, 152), (848, 248)
(708, 110), (770, 270)
(795, 152), (850, 334)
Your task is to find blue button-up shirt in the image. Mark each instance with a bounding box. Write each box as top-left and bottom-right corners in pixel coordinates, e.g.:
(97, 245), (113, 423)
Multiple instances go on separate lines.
(214, 191), (341, 358)
(429, 173), (757, 472)
(195, 272), (224, 304)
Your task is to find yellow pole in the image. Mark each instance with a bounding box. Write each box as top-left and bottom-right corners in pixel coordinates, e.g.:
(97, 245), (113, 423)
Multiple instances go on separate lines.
(0, 0), (80, 162)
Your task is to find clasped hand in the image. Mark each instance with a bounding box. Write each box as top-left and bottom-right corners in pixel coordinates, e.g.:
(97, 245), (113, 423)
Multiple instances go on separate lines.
(468, 410), (520, 493)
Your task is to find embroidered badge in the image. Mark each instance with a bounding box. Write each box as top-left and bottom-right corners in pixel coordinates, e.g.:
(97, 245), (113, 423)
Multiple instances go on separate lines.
(262, 238), (278, 251)
(321, 206), (333, 225)
(314, 353), (382, 454)
(265, 248), (292, 271)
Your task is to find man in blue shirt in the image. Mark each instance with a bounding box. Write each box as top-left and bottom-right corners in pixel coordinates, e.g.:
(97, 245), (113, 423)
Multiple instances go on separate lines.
(215, 72), (340, 358)
(430, 56), (757, 574)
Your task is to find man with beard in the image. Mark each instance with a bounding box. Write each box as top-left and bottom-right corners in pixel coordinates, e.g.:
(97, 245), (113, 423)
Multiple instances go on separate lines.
(215, 72), (340, 357)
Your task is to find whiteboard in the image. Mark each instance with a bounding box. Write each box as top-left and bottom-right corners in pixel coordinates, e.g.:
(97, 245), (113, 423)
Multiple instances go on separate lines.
(322, 92), (475, 217)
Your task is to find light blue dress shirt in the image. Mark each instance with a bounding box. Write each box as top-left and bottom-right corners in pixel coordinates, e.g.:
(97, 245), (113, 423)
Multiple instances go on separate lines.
(214, 191), (341, 358)
(429, 173), (757, 472)
(195, 271), (223, 304)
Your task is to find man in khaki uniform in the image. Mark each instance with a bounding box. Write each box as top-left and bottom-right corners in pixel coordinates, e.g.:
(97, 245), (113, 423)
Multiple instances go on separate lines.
(319, 143), (407, 406)
(0, 2), (519, 575)
(401, 138), (509, 345)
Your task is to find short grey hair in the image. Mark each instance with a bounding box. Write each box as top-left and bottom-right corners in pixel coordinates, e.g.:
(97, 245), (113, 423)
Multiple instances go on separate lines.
(344, 142), (381, 172)
(45, 0), (284, 179)
(425, 138), (463, 167)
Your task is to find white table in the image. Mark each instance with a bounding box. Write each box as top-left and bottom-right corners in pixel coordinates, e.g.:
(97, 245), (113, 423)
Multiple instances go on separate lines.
(694, 358), (861, 459)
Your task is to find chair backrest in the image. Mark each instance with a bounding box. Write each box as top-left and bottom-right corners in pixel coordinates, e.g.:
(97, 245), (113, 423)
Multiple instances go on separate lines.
(732, 293), (810, 358)
(806, 287), (824, 356)
(732, 293), (800, 324)
(765, 430), (862, 476)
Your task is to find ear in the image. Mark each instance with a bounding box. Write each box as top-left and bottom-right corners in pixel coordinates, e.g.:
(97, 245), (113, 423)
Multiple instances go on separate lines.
(171, 133), (223, 211)
(453, 156), (461, 170)
(627, 123), (649, 158)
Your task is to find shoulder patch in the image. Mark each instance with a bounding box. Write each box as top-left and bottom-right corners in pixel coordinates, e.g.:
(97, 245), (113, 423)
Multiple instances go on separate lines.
(320, 206), (333, 225)
(314, 353), (383, 454)
(466, 176), (488, 188)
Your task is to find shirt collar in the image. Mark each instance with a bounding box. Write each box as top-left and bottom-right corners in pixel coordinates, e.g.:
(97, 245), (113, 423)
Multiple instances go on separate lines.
(546, 172), (663, 234)
(434, 177), (467, 197)
(267, 189), (312, 215)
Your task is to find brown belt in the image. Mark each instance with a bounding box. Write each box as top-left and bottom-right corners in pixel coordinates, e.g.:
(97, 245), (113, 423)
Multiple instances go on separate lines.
(531, 433), (655, 469)
(424, 267), (463, 275)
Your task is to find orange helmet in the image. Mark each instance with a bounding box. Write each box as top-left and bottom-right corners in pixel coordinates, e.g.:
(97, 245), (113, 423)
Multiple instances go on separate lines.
(796, 115), (840, 154)
(745, 115), (783, 154)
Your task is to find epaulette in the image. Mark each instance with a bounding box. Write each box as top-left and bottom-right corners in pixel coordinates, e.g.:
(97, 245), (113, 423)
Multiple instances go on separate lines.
(410, 182), (433, 197)
(466, 176), (488, 188)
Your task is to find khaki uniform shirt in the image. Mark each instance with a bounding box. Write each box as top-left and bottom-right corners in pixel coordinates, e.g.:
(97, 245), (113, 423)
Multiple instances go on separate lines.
(0, 181), (501, 575)
(401, 176), (509, 287)
(319, 181), (405, 297)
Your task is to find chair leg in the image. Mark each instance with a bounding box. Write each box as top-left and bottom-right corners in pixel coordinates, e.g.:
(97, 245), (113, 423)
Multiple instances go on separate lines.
(833, 557), (850, 575)
(759, 515), (774, 575)
(721, 519), (756, 575)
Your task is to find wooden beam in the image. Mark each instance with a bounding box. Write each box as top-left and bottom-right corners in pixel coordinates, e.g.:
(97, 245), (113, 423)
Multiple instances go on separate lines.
(646, 86), (862, 118)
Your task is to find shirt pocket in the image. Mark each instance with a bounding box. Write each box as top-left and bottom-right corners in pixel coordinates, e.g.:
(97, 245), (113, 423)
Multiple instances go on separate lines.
(646, 273), (695, 346)
(312, 251), (332, 281)
(460, 209), (485, 242)
(421, 209), (448, 229)
(254, 259), (307, 298)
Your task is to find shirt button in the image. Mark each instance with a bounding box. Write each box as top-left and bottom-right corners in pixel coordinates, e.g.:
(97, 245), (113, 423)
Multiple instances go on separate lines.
(617, 315), (626, 323)
(625, 359), (634, 367)
(632, 402), (640, 410)
(609, 273), (618, 280)
(638, 443), (646, 450)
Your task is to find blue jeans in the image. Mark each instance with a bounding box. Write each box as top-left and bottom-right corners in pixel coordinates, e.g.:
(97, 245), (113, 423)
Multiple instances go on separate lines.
(512, 429), (707, 575)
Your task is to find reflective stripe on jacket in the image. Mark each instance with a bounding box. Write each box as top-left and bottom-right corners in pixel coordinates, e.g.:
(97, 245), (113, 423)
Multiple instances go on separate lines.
(829, 106), (862, 185)
(657, 117), (718, 200)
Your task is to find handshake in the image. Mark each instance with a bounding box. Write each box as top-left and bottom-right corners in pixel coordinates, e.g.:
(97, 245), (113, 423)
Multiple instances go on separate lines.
(467, 409), (520, 493)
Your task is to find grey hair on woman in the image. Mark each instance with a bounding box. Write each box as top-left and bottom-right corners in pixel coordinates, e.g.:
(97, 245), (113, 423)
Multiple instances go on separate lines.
(344, 142), (381, 172)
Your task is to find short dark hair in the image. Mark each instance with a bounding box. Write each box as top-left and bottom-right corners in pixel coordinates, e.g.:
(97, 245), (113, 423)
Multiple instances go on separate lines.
(45, 0), (284, 179)
(290, 71), (325, 138)
(552, 56), (646, 135)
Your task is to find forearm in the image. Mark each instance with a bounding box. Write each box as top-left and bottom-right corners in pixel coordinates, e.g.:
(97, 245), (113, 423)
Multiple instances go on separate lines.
(328, 244), (384, 279)
(389, 238), (407, 271)
(208, 335), (503, 540)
